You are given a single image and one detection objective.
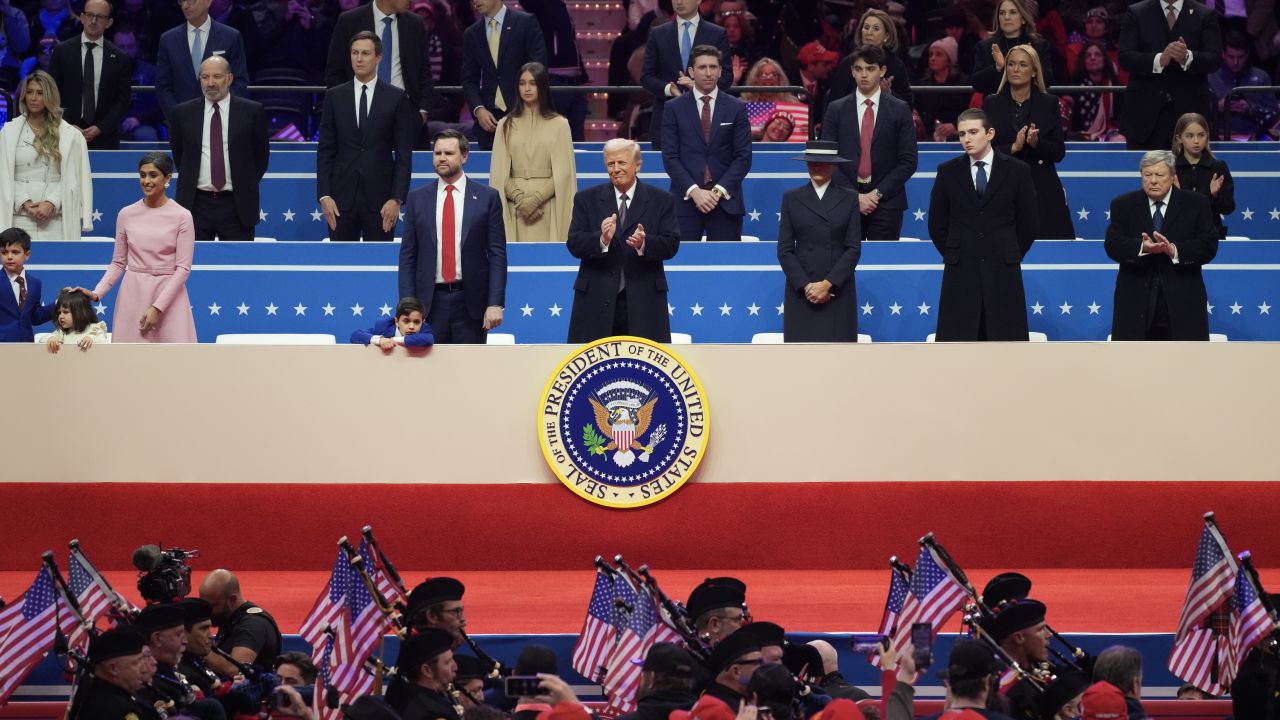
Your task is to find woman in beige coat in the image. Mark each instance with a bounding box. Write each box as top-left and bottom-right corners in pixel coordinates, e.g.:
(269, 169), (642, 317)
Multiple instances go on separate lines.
(490, 62), (576, 243)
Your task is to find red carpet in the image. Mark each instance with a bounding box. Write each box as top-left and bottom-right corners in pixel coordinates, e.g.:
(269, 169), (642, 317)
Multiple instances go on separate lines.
(6, 567), (1273, 633)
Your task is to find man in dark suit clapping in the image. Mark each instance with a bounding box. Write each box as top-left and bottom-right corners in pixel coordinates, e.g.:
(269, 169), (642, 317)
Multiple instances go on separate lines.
(660, 45), (751, 243)
(317, 31), (416, 242)
(640, 0), (731, 150)
(1104, 150), (1218, 340)
(566, 139), (680, 344)
(398, 129), (507, 344)
(48, 0), (133, 149)
(1118, 0), (1221, 150)
(461, 0), (546, 150)
(821, 44), (918, 241)
(323, 0), (434, 141)
(928, 108), (1038, 341)
(169, 56), (269, 241)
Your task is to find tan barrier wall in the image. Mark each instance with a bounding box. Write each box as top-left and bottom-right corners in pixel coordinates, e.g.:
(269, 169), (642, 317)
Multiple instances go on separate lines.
(6, 342), (1277, 484)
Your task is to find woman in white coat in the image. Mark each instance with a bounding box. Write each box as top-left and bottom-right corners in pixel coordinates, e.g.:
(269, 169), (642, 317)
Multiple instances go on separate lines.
(0, 70), (93, 240)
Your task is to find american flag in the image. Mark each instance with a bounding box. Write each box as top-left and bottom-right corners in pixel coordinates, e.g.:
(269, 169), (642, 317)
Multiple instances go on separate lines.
(62, 549), (114, 652)
(601, 580), (665, 713)
(1228, 560), (1278, 678)
(745, 101), (810, 141)
(0, 567), (60, 705)
(571, 569), (618, 681)
(869, 564), (910, 668)
(331, 542), (392, 695)
(1168, 520), (1237, 695)
(314, 631), (341, 720)
(891, 544), (968, 653)
(359, 538), (401, 605)
(300, 551), (351, 662)
(272, 123), (306, 142)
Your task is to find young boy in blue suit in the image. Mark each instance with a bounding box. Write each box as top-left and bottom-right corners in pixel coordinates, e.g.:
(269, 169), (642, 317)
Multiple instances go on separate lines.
(1, 228), (52, 342)
(350, 297), (435, 352)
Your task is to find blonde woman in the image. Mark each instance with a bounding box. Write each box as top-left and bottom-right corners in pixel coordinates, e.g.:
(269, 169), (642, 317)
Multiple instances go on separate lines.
(489, 62), (576, 243)
(741, 58), (798, 103)
(0, 71), (93, 241)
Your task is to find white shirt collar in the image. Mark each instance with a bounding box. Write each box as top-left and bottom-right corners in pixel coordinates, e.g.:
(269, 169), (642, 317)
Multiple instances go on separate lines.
(6, 268), (24, 282)
(855, 87), (882, 106)
(486, 4), (507, 27)
(676, 13), (699, 30)
(206, 94), (230, 114)
(372, 1), (396, 24)
(188, 16), (212, 35)
(80, 32), (102, 46)
(697, 86), (719, 102)
(439, 174), (468, 195)
(970, 147), (995, 167)
(1149, 189), (1172, 207)
(1163, 0), (1183, 12)
(811, 179), (830, 196)
(614, 182), (637, 203)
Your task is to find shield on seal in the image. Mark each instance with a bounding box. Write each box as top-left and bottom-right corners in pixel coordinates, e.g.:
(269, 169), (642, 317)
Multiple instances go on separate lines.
(613, 426), (634, 451)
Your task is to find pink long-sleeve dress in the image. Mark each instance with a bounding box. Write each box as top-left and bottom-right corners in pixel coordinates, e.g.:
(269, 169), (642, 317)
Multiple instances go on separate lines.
(92, 199), (197, 343)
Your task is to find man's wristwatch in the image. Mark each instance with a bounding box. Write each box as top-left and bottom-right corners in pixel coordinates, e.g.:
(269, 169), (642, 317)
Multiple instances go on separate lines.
(873, 189), (883, 200)
(711, 187), (725, 199)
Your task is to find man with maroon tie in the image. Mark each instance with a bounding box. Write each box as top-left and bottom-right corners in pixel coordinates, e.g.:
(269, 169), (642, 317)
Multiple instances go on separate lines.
(169, 55), (269, 241)
(398, 129), (507, 344)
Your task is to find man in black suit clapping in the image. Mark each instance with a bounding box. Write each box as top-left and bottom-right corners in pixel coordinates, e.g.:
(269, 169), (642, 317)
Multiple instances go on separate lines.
(317, 31), (416, 242)
(169, 56), (269, 241)
(48, 0), (133, 149)
(1104, 149), (1218, 340)
(821, 44), (918, 241)
(928, 108), (1038, 341)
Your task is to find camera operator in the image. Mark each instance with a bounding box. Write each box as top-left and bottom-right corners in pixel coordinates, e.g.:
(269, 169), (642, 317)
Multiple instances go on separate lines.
(406, 577), (468, 649)
(71, 627), (160, 720)
(617, 643), (698, 720)
(136, 603), (229, 720)
(387, 628), (461, 720)
(884, 639), (1015, 720)
(199, 569), (282, 676)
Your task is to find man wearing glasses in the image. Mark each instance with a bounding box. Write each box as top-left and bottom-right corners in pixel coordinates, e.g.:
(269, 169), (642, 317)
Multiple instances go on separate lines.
(49, 0), (133, 149)
(406, 576), (469, 649)
(155, 0), (248, 119)
(686, 576), (749, 647)
(702, 628), (764, 712)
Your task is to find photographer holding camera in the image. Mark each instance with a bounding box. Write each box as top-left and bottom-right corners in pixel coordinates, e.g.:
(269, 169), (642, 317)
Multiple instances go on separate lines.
(199, 569), (282, 676)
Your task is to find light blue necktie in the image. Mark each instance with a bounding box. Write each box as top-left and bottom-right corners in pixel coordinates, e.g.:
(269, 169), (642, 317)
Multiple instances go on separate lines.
(680, 20), (692, 73)
(190, 27), (203, 78)
(379, 17), (393, 83)
(1153, 200), (1164, 232)
(974, 160), (988, 196)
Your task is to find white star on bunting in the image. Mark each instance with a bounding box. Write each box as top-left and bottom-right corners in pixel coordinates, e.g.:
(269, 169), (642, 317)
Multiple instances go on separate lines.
(259, 209), (269, 222)
(747, 303), (760, 316)
(861, 303), (874, 315)
(1261, 302), (1272, 315)
(917, 302), (931, 315)
(322, 303), (335, 316)
(913, 209), (925, 221)
(1105, 210), (1111, 220)
(237, 302), (250, 316)
(668, 303), (675, 316)
(1077, 207), (1090, 220)
(380, 304), (393, 317)
(282, 209), (296, 221)
(1031, 302), (1044, 315)
(351, 303), (364, 316)
(1230, 302), (1243, 315)
(311, 209), (324, 222)
(1206, 302), (1214, 314)
(890, 302), (902, 315)
(1059, 302), (1072, 315)
(776, 303), (784, 315)
(91, 209), (103, 222)
(719, 303), (732, 316)
(748, 209), (761, 222)
(1270, 208), (1280, 221)
(1242, 208), (1254, 220)
(265, 302), (279, 316)
(1088, 302), (1101, 315)
(208, 302), (221, 315)
(691, 303), (704, 316)
(94, 302), (107, 315)
(549, 304), (562, 317)
(294, 303), (307, 316)
(521, 304), (534, 317)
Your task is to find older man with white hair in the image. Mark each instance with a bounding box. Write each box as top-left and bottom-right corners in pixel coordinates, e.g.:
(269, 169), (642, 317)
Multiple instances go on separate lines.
(1103, 149), (1218, 340)
(565, 138), (680, 343)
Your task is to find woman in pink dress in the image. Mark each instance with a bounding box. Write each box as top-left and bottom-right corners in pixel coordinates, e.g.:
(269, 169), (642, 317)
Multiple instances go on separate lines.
(81, 152), (197, 342)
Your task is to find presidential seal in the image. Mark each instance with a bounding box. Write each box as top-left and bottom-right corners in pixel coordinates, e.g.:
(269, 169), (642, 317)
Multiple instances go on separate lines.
(539, 336), (710, 508)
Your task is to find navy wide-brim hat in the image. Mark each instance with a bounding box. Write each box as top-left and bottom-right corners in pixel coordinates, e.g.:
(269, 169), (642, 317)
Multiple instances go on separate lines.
(790, 140), (851, 163)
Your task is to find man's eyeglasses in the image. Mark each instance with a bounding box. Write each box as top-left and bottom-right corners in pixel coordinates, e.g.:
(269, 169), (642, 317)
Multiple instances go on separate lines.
(177, 0), (199, 6)
(81, 11), (110, 21)
(439, 606), (466, 617)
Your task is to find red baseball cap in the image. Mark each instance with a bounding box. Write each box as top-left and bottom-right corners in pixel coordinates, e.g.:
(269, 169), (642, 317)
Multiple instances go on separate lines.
(1081, 681), (1129, 720)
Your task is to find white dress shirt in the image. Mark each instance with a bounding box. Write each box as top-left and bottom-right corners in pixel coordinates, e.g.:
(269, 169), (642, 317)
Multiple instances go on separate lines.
(187, 17), (212, 59)
(6, 269), (25, 306)
(855, 87), (882, 127)
(80, 33), (103, 105)
(811, 179), (830, 200)
(1152, 0), (1194, 72)
(435, 174), (467, 283)
(668, 14), (700, 96)
(353, 78), (377, 126)
(1140, 190), (1181, 262)
(371, 2), (405, 91)
(197, 94), (233, 191)
(603, 183), (643, 255)
(969, 146), (995, 190)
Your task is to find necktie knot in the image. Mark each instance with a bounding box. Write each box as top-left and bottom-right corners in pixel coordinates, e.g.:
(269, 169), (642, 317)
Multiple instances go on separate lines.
(975, 160), (986, 168)
(864, 99), (873, 108)
(701, 95), (711, 104)
(446, 184), (455, 194)
(14, 276), (24, 288)
(85, 41), (95, 49)
(383, 16), (392, 25)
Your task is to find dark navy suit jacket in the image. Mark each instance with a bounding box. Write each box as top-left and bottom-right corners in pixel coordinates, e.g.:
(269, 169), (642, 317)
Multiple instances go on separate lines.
(639, 17), (731, 147)
(398, 179), (508, 321)
(350, 317), (435, 347)
(0, 273), (52, 342)
(155, 20), (250, 119)
(660, 90), (752, 215)
(460, 9), (546, 114)
(821, 91), (919, 211)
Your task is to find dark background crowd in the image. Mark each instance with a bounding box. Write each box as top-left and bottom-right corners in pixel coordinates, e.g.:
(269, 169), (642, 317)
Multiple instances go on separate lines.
(1, 0), (1277, 143)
